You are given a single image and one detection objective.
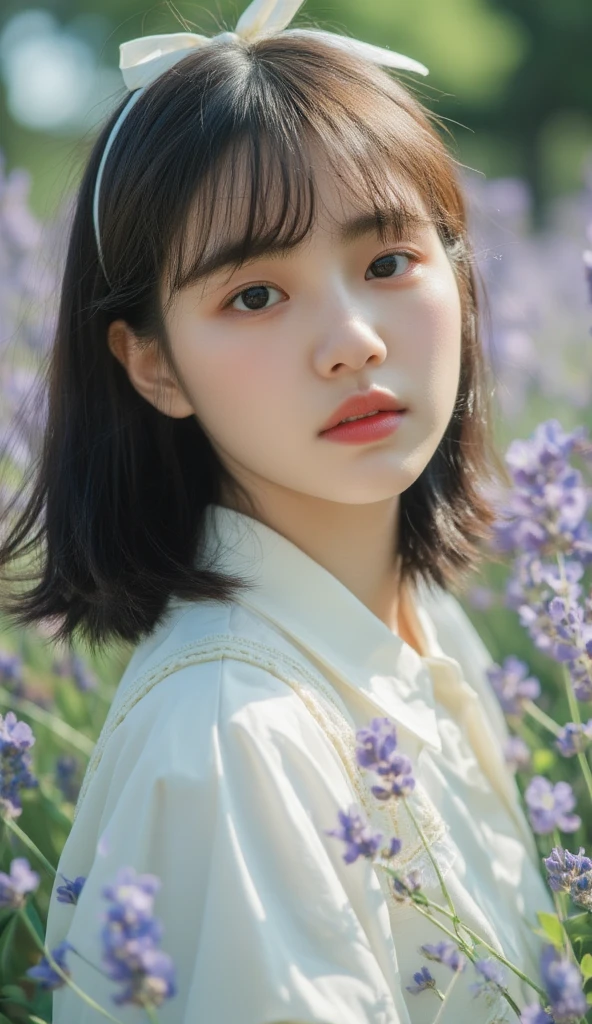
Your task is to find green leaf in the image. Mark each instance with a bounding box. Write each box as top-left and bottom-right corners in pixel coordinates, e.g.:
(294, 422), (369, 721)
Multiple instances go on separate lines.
(565, 912), (592, 943)
(0, 985), (24, 999)
(24, 900), (45, 944)
(587, 990), (592, 1005)
(0, 984), (29, 1006)
(582, 953), (592, 980)
(0, 915), (19, 981)
(536, 911), (565, 948)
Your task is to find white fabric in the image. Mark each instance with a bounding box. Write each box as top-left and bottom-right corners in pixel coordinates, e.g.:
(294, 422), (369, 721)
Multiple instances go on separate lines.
(45, 503), (554, 1023)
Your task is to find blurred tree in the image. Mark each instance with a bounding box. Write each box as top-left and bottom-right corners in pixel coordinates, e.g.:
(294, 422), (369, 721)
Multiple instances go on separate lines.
(471, 0), (592, 226)
(0, 0), (590, 223)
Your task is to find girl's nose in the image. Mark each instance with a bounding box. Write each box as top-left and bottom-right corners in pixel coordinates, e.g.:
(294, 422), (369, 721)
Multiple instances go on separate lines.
(312, 292), (388, 374)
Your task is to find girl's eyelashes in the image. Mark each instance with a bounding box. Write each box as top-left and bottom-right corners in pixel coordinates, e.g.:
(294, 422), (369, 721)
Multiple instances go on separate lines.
(220, 248), (421, 315)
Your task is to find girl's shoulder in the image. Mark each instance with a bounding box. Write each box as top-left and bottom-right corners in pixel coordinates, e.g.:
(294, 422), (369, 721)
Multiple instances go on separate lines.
(74, 596), (341, 816)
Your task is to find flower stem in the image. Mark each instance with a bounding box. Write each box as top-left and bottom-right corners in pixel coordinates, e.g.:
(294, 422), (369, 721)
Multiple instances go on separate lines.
(553, 554), (592, 811)
(409, 902), (522, 1019)
(432, 969), (462, 1023)
(550, 829), (568, 924)
(2, 815), (57, 878)
(402, 796), (460, 931)
(522, 699), (563, 738)
(17, 907), (126, 1024)
(385, 873), (548, 1002)
(410, 900), (475, 956)
(440, 907), (546, 998)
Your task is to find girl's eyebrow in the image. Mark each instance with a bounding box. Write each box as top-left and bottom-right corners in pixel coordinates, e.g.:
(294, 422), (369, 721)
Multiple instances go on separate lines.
(181, 205), (433, 291)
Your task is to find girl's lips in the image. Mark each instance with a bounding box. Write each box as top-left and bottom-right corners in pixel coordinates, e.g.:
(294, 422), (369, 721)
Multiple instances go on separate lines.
(319, 410), (407, 444)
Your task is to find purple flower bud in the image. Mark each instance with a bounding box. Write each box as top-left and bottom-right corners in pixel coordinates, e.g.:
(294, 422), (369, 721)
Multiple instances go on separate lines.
(0, 650), (23, 688)
(325, 805), (384, 864)
(555, 720), (592, 757)
(56, 873), (86, 905)
(543, 845), (592, 910)
(469, 957), (507, 998)
(100, 866), (176, 1009)
(539, 943), (586, 1023)
(0, 857), (40, 909)
(406, 965), (436, 995)
(26, 940), (75, 991)
(525, 776), (581, 835)
(0, 710), (38, 818)
(504, 735), (531, 772)
(393, 868), (422, 902)
(420, 941), (466, 973)
(55, 755), (82, 804)
(486, 656), (541, 718)
(355, 717), (416, 800)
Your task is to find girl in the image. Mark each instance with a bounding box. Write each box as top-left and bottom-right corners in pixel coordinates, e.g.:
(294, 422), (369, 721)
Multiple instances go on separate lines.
(0, 0), (554, 1020)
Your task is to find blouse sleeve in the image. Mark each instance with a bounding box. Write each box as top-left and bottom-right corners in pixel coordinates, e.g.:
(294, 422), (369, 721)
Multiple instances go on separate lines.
(49, 657), (411, 1024)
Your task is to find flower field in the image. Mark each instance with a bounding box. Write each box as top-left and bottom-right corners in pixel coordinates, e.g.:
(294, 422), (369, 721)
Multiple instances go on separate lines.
(1, 148), (592, 1021)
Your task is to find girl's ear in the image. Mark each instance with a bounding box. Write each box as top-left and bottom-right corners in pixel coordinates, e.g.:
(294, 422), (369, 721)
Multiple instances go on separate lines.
(107, 320), (195, 419)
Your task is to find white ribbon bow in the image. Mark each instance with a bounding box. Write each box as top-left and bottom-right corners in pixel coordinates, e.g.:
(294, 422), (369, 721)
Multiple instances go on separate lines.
(119, 0), (428, 91)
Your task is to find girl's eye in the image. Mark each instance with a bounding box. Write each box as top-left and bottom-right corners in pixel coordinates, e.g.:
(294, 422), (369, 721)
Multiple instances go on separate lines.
(224, 284), (284, 313)
(366, 250), (418, 280)
(222, 249), (419, 314)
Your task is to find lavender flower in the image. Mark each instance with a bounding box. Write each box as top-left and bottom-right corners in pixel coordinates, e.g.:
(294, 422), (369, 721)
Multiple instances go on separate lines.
(509, 559), (592, 700)
(392, 868), (422, 902)
(406, 965), (436, 995)
(543, 844), (592, 911)
(355, 717), (415, 799)
(491, 420), (592, 564)
(469, 958), (507, 1000)
(55, 754), (82, 804)
(0, 649), (23, 690)
(520, 1005), (554, 1024)
(0, 856), (39, 908)
(419, 941), (466, 973)
(100, 866), (177, 1009)
(524, 776), (581, 835)
(486, 656), (541, 717)
(544, 845), (592, 891)
(0, 710), (38, 818)
(539, 943), (586, 1023)
(555, 720), (592, 757)
(55, 873), (86, 905)
(325, 804), (400, 864)
(26, 940), (75, 990)
(504, 735), (532, 772)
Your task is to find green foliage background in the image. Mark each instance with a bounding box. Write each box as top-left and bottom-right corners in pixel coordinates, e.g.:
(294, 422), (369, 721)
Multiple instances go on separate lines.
(1, 0), (592, 225)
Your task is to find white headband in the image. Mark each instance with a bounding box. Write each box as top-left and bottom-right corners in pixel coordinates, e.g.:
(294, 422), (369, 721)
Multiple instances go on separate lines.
(92, 0), (429, 287)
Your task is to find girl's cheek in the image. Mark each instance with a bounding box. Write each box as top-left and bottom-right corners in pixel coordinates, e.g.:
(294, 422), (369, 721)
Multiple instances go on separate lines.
(183, 330), (277, 427)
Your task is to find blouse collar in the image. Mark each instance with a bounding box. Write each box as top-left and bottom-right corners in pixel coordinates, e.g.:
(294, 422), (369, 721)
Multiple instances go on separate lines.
(196, 503), (448, 754)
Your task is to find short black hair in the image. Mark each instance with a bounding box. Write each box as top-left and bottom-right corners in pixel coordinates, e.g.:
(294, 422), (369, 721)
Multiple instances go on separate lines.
(0, 31), (509, 652)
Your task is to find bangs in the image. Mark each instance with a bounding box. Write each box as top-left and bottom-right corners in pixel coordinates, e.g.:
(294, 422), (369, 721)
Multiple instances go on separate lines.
(158, 45), (450, 317)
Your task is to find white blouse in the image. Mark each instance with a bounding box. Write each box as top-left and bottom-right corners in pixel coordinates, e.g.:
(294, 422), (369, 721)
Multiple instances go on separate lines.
(45, 503), (554, 1024)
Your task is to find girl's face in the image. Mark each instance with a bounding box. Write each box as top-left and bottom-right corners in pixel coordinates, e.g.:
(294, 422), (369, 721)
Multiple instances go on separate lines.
(149, 159), (462, 511)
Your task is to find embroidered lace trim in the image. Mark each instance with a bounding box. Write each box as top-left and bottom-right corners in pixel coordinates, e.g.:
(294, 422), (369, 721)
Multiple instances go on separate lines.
(74, 633), (456, 916)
